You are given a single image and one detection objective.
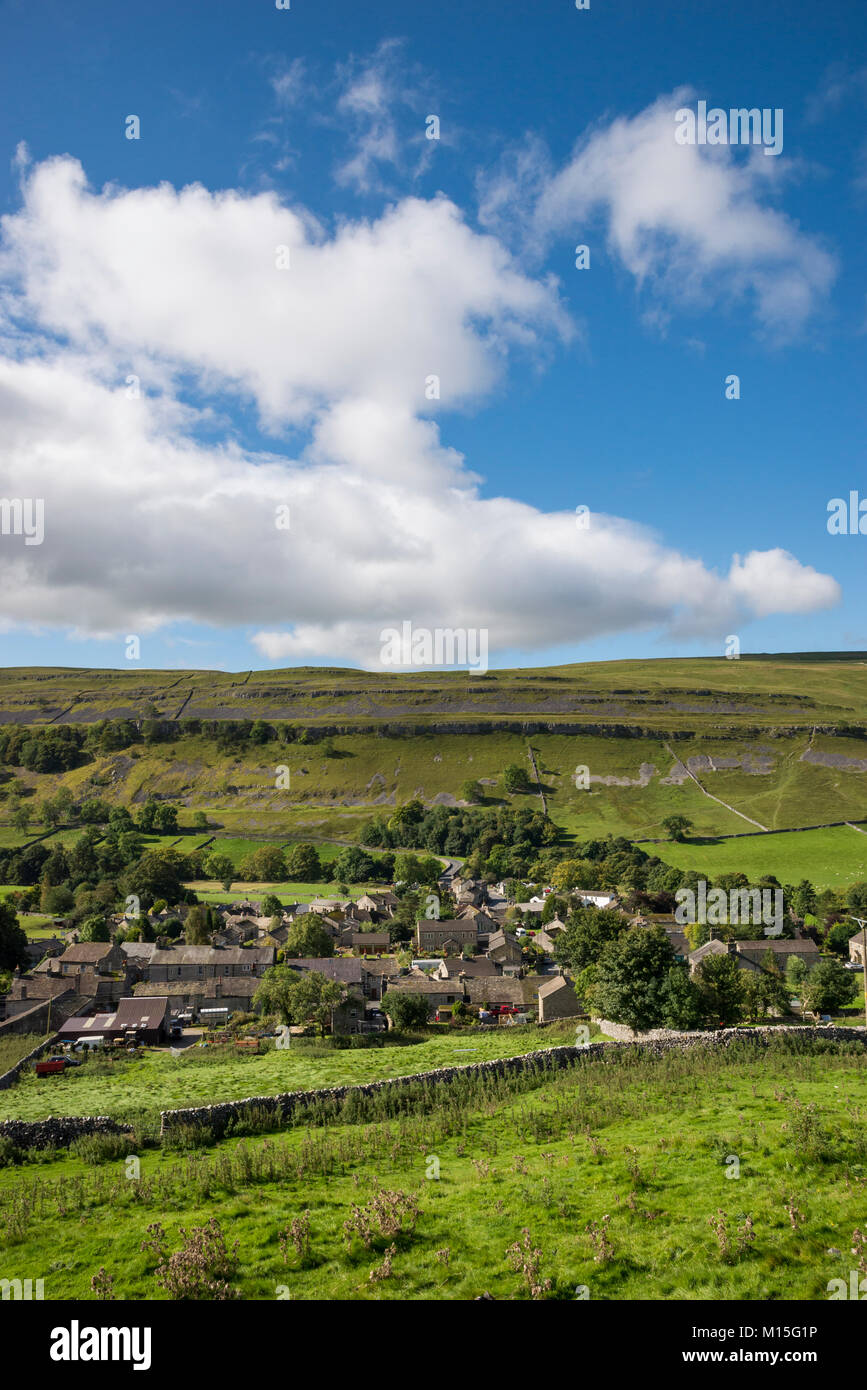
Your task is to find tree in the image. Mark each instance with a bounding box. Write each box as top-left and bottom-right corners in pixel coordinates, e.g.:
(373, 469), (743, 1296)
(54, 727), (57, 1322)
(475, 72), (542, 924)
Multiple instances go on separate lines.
(41, 844), (70, 887)
(555, 906), (627, 973)
(502, 764), (531, 795)
(40, 884), (75, 915)
(739, 956), (789, 1023)
(847, 881), (867, 916)
(204, 853), (235, 891)
(153, 804), (179, 833)
(825, 921), (855, 956)
(801, 959), (858, 1016)
(237, 846), (286, 883)
(0, 900), (28, 972)
(184, 905), (212, 945)
(285, 843), (322, 881)
(460, 779), (484, 804)
(78, 915), (110, 943)
(53, 786), (75, 823)
(117, 830), (145, 866)
(68, 827), (101, 881)
(39, 797), (62, 830)
(791, 879), (817, 921)
(137, 800), (159, 833)
(541, 893), (567, 925)
(696, 954), (745, 1026)
(661, 815), (693, 843)
(254, 966), (344, 1034)
(387, 800), (424, 834)
(659, 965), (705, 1030)
(393, 852), (440, 889)
(381, 990), (430, 1031)
(108, 806), (135, 835)
(333, 846), (374, 884)
(193, 811), (209, 831)
(284, 915), (334, 959)
(79, 797), (110, 825)
(785, 955), (809, 991)
(12, 805), (30, 835)
(261, 893), (284, 919)
(124, 847), (188, 906)
(551, 859), (596, 892)
(588, 927), (677, 1031)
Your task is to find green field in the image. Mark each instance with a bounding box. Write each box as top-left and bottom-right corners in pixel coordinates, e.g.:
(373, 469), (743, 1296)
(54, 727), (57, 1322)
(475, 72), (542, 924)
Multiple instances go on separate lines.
(648, 823), (867, 889)
(2, 1036), (865, 1300)
(0, 1032), (47, 1073)
(186, 879), (384, 905)
(0, 1026), (585, 1124)
(204, 837), (343, 870)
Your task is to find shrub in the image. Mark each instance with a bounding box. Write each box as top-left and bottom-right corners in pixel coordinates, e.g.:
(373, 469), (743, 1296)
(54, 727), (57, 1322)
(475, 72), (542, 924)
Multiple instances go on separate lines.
(141, 1218), (241, 1300)
(70, 1132), (133, 1165)
(0, 1135), (23, 1168)
(161, 1122), (216, 1152)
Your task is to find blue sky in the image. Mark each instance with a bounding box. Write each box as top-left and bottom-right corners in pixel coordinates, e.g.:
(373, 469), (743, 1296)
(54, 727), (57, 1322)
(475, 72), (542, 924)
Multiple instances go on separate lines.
(0, 0), (865, 671)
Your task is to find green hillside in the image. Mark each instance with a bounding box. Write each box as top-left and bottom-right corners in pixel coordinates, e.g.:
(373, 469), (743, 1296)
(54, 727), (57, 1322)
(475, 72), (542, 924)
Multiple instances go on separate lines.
(3, 655), (867, 884)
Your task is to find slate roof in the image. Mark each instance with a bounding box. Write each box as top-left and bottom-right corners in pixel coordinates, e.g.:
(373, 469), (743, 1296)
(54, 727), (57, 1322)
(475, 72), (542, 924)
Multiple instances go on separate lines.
(285, 958), (364, 984)
(58, 943), (115, 964)
(149, 946), (275, 968)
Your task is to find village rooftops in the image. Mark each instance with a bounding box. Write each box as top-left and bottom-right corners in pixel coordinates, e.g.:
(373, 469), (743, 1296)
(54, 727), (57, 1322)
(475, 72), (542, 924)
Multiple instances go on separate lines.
(285, 958), (365, 985)
(149, 946), (275, 968)
(57, 943), (118, 965)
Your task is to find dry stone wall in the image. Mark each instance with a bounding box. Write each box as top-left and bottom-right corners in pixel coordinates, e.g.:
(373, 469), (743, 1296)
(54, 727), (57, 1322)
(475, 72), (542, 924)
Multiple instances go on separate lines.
(1, 1025), (864, 1150)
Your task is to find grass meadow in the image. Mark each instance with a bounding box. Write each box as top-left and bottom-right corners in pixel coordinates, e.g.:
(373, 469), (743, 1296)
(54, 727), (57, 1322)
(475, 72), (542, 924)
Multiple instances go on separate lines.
(647, 823), (867, 890)
(1, 1036), (865, 1300)
(0, 1025), (586, 1125)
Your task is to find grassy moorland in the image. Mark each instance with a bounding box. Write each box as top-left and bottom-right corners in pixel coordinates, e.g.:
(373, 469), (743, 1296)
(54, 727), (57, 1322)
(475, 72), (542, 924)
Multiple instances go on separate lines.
(1, 1037), (865, 1301)
(3, 655), (867, 856)
(2, 653), (867, 728)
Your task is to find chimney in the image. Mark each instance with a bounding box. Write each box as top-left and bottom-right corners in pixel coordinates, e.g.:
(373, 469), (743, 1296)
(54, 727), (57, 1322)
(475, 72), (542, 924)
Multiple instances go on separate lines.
(727, 940), (738, 956)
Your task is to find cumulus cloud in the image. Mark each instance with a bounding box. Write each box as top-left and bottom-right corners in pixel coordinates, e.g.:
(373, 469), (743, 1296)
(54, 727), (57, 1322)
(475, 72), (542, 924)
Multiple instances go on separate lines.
(0, 153), (841, 666)
(0, 156), (568, 433)
(482, 91), (835, 338)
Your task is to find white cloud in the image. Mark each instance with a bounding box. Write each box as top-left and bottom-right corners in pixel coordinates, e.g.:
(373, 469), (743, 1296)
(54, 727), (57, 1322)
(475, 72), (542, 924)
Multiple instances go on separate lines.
(271, 58), (307, 109)
(484, 91), (836, 339)
(333, 38), (439, 193)
(0, 154), (841, 666)
(727, 549), (840, 619)
(1, 157), (567, 433)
